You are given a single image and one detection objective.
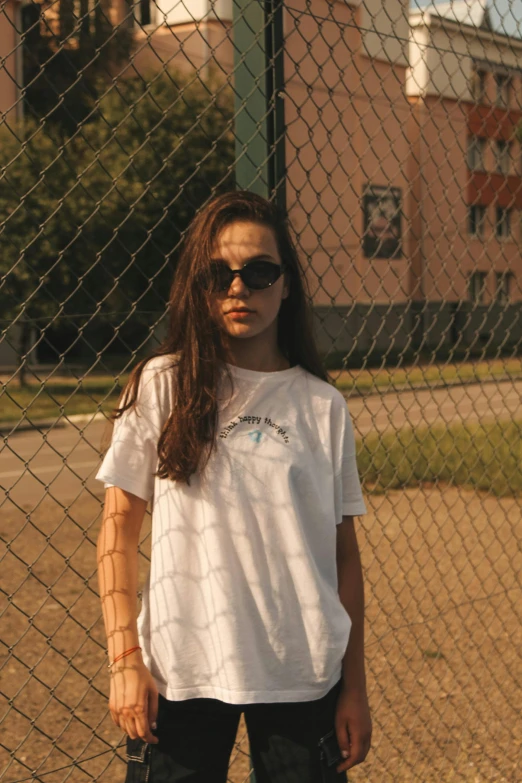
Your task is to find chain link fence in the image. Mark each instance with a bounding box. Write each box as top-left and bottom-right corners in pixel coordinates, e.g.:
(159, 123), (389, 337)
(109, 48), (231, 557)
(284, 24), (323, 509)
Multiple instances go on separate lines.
(1, 0), (521, 780)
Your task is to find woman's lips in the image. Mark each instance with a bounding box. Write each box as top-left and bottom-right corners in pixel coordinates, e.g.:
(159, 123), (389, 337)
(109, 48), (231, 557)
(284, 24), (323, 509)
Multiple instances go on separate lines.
(227, 310), (254, 319)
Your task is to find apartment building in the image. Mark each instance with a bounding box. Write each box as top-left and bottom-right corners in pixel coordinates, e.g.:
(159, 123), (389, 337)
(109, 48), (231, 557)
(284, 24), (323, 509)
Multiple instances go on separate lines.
(0, 0), (27, 367)
(407, 0), (522, 354)
(407, 0), (522, 356)
(124, 0), (234, 75)
(0, 0), (22, 124)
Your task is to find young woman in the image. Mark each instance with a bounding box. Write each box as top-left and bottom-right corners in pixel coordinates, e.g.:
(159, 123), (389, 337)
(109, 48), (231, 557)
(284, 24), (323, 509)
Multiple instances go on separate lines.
(96, 190), (372, 783)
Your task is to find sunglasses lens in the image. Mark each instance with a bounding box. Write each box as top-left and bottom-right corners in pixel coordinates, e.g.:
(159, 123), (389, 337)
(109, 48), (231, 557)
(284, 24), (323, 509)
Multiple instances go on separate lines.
(243, 261), (282, 290)
(205, 263), (231, 291)
(205, 261), (284, 291)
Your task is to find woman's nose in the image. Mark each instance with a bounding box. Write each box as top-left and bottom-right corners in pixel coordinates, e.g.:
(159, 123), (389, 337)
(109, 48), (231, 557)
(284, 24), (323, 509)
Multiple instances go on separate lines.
(227, 272), (250, 297)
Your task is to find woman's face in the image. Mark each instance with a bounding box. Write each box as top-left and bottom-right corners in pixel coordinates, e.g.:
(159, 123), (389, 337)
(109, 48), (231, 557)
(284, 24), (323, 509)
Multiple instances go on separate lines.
(208, 221), (289, 343)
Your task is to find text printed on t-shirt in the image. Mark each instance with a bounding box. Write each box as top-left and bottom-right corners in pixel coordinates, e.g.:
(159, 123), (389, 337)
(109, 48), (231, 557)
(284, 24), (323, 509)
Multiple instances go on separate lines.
(219, 414), (290, 444)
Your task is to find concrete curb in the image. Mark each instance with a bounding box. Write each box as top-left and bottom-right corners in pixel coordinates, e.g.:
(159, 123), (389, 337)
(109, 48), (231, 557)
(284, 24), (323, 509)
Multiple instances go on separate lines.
(0, 412), (107, 435)
(340, 373), (522, 399)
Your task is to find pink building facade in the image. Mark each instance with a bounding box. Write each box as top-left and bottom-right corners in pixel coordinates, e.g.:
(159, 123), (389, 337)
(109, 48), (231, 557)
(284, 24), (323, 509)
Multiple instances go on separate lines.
(0, 0), (22, 125)
(124, 0), (417, 358)
(407, 0), (522, 356)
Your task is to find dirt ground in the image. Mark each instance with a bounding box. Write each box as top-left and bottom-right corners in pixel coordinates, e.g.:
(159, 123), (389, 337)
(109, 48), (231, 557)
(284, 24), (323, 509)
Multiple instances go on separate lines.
(1, 484), (521, 782)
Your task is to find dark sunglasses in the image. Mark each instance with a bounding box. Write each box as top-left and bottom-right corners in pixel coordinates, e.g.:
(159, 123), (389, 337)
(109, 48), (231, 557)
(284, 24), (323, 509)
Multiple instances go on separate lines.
(204, 260), (286, 292)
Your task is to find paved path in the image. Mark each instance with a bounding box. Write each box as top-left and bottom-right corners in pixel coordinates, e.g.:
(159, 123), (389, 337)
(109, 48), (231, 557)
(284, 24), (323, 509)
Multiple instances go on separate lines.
(345, 378), (522, 436)
(2, 380), (521, 507)
(1, 417), (110, 510)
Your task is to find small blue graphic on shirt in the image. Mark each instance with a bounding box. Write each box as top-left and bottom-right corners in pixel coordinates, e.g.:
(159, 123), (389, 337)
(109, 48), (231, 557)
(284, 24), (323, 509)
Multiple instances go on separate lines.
(248, 429), (263, 444)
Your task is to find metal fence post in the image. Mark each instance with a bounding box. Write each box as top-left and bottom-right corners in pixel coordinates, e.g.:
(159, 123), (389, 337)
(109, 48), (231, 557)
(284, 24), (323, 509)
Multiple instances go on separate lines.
(233, 0), (286, 209)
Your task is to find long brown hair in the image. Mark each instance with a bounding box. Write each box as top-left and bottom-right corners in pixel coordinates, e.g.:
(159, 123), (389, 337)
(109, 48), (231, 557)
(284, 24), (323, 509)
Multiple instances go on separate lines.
(108, 190), (331, 485)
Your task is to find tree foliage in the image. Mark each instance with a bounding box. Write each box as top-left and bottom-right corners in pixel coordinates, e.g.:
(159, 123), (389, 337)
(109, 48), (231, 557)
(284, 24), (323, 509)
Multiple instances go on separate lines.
(0, 68), (235, 368)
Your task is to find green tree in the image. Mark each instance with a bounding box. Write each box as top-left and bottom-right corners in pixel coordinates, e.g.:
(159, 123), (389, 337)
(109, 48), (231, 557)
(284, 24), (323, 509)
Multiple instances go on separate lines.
(0, 69), (234, 385)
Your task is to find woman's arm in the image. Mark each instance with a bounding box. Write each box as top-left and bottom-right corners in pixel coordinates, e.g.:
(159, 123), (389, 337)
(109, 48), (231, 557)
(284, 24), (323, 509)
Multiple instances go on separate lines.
(337, 515), (366, 689)
(334, 514), (372, 772)
(97, 486), (146, 664)
(96, 486), (159, 743)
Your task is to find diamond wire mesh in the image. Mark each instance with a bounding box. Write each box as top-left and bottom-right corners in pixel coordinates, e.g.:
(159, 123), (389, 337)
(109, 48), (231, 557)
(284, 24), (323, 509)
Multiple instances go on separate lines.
(1, 0), (521, 781)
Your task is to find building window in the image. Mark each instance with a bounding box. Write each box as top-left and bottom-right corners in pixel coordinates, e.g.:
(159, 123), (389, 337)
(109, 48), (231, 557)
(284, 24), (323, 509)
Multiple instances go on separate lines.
(471, 68), (487, 103)
(131, 0), (152, 25)
(141, 0), (152, 25)
(495, 73), (511, 108)
(468, 205), (486, 237)
(467, 136), (486, 171)
(495, 140), (511, 175)
(495, 207), (511, 239)
(469, 272), (487, 304)
(495, 272), (512, 304)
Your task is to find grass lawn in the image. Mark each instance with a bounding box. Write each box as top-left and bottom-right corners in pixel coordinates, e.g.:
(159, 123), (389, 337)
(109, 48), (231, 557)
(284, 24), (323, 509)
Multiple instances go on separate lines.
(332, 357), (522, 394)
(357, 418), (522, 497)
(0, 375), (130, 423)
(1, 357), (521, 423)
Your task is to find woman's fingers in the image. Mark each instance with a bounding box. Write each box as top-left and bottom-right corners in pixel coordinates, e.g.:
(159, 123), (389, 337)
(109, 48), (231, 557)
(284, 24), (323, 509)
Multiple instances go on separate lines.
(148, 689), (159, 725)
(121, 712), (158, 744)
(116, 704), (159, 743)
(135, 712), (159, 744)
(121, 713), (139, 740)
(109, 664), (159, 743)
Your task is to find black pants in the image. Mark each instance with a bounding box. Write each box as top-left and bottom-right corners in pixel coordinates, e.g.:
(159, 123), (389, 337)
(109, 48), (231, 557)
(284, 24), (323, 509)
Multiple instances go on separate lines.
(125, 677), (346, 783)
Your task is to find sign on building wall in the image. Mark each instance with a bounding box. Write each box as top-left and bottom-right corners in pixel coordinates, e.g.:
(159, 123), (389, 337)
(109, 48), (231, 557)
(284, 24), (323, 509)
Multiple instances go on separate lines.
(362, 184), (402, 259)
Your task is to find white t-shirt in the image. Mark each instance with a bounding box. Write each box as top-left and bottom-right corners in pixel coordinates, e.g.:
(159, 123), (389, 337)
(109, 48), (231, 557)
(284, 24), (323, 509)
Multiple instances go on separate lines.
(95, 354), (367, 704)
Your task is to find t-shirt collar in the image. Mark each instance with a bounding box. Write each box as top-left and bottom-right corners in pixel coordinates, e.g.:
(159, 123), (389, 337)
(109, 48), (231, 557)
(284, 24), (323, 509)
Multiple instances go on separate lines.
(224, 362), (304, 382)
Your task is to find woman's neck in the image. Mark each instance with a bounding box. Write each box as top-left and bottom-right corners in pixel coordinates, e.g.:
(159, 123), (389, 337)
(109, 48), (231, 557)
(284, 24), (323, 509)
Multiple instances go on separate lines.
(224, 339), (290, 373)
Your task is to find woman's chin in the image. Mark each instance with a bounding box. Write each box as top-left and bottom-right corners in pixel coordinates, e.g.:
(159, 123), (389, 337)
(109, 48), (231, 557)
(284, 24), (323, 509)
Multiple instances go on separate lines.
(223, 324), (260, 339)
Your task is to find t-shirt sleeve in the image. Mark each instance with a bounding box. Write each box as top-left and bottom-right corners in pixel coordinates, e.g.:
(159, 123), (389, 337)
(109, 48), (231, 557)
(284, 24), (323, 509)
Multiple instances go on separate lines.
(333, 394), (367, 523)
(95, 357), (173, 502)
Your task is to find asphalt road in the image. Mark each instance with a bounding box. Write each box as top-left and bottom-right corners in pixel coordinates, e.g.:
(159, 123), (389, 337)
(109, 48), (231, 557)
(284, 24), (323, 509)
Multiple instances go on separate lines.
(2, 379), (521, 507)
(345, 377), (522, 436)
(1, 416), (111, 511)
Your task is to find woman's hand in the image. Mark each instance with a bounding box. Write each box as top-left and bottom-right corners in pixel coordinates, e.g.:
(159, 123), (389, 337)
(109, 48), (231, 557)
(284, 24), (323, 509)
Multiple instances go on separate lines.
(334, 685), (372, 772)
(109, 657), (160, 744)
